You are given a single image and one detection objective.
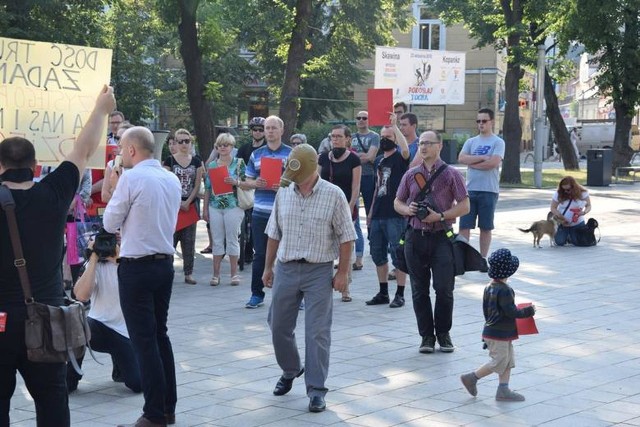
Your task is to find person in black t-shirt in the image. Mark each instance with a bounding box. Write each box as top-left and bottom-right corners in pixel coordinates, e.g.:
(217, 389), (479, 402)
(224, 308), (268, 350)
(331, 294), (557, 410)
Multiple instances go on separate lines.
(365, 117), (410, 309)
(162, 129), (203, 285)
(0, 86), (115, 427)
(318, 124), (362, 301)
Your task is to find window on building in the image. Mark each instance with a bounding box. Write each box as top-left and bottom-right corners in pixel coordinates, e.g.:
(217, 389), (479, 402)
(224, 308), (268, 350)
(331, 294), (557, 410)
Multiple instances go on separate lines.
(412, 4), (445, 50)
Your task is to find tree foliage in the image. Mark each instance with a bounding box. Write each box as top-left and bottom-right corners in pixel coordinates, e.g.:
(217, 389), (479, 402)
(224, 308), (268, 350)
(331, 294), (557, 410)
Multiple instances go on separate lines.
(561, 0), (640, 168)
(427, 0), (580, 179)
(223, 0), (413, 136)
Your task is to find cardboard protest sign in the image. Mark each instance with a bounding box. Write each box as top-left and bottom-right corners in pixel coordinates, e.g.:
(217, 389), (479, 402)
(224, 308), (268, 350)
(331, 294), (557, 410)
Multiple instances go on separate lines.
(0, 37), (112, 168)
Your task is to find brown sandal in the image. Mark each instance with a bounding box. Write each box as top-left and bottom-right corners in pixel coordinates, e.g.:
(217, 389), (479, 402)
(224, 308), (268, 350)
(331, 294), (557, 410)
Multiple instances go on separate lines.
(341, 294), (352, 302)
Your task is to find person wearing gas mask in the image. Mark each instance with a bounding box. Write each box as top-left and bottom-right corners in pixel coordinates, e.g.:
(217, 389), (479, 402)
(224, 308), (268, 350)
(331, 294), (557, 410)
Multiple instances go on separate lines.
(263, 144), (356, 413)
(365, 114), (410, 309)
(66, 231), (141, 394)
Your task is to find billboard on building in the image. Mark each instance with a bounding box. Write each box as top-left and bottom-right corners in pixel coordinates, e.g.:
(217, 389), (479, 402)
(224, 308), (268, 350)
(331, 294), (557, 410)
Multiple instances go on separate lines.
(374, 46), (465, 105)
(0, 37), (112, 167)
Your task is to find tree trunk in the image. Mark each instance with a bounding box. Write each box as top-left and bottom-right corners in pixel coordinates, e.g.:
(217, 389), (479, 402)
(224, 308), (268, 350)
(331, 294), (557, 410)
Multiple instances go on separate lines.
(500, 61), (523, 184)
(544, 68), (578, 170)
(499, 0), (523, 184)
(612, 104), (634, 170)
(177, 0), (215, 160)
(278, 0), (313, 141)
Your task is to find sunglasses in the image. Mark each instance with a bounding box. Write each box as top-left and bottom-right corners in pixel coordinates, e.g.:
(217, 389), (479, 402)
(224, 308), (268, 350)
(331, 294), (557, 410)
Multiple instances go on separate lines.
(113, 135), (121, 142)
(216, 143), (233, 148)
(177, 139), (191, 145)
(476, 119), (489, 124)
(356, 117), (368, 121)
(251, 128), (264, 132)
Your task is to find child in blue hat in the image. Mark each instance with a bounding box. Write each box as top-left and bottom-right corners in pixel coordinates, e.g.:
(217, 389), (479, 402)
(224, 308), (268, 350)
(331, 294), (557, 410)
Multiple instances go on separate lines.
(460, 248), (536, 401)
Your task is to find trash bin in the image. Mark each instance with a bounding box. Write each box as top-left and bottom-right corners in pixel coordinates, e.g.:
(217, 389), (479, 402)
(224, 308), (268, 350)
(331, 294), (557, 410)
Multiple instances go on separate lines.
(441, 139), (458, 164)
(586, 149), (612, 186)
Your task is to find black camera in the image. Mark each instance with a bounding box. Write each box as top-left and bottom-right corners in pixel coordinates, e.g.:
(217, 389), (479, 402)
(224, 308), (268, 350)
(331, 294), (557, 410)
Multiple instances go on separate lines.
(415, 200), (433, 220)
(86, 228), (117, 262)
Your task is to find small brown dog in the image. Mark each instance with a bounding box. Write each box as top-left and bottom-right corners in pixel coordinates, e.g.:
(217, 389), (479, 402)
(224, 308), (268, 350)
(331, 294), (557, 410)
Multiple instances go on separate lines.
(518, 212), (560, 248)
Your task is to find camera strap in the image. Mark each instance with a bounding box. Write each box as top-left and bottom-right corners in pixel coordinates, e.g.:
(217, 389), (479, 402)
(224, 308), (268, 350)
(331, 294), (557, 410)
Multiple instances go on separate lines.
(412, 163), (448, 202)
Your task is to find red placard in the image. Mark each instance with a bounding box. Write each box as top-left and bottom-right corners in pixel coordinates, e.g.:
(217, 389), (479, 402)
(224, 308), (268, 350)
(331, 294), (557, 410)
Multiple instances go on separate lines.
(208, 166), (233, 195)
(515, 303), (538, 335)
(260, 157), (283, 188)
(175, 203), (199, 231)
(367, 88), (394, 126)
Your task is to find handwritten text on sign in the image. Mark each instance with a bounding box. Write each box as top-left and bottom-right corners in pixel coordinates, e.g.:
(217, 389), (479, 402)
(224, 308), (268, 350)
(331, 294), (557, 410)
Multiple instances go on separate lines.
(0, 37), (112, 168)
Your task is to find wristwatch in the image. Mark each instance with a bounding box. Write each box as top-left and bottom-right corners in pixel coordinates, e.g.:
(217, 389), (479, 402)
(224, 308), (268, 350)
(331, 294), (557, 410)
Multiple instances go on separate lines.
(439, 212), (445, 222)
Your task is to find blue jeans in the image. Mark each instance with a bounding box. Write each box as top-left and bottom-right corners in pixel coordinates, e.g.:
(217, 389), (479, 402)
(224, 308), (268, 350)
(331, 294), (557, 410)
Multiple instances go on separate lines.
(67, 318), (141, 393)
(555, 221), (585, 246)
(354, 217), (364, 258)
(0, 306), (69, 427)
(459, 191), (499, 230)
(369, 217), (407, 267)
(118, 258), (177, 424)
(251, 212), (270, 298)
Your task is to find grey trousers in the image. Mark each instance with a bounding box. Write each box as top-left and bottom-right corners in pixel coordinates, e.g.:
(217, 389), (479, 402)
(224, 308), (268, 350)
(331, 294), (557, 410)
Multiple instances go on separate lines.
(268, 261), (333, 398)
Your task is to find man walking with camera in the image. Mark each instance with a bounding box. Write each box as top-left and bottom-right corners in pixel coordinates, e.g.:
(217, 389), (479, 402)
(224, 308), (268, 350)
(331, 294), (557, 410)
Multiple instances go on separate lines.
(104, 127), (182, 427)
(394, 131), (469, 354)
(365, 117), (410, 308)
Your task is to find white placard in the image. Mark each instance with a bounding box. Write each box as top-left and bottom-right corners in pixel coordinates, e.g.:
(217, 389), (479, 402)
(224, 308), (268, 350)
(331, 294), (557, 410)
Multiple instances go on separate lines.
(374, 46), (465, 105)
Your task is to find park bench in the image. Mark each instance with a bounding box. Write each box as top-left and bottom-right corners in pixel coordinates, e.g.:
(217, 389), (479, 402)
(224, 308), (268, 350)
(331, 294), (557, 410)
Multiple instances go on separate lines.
(614, 166), (640, 184)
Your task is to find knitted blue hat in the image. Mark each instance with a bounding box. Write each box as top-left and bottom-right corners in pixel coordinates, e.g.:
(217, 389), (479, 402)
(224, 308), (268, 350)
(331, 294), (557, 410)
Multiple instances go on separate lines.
(488, 248), (519, 279)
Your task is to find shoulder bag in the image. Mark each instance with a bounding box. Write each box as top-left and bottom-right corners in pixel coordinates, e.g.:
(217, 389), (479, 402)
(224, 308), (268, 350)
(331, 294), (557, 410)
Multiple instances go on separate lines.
(0, 185), (91, 375)
(235, 158), (254, 210)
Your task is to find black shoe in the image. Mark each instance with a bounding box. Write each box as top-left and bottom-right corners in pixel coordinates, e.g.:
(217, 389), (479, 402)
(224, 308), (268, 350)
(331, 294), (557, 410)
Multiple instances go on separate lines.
(389, 295), (405, 308)
(419, 335), (436, 353)
(479, 258), (489, 273)
(437, 332), (455, 353)
(308, 396), (326, 413)
(273, 368), (304, 396)
(365, 293), (390, 305)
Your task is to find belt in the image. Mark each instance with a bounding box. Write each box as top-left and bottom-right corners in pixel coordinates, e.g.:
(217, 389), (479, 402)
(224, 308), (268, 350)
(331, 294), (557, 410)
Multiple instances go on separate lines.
(410, 228), (447, 237)
(291, 258), (309, 263)
(118, 254), (173, 263)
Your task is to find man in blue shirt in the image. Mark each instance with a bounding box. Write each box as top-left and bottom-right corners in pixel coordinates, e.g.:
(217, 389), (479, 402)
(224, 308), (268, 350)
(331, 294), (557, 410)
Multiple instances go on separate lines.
(244, 116), (292, 308)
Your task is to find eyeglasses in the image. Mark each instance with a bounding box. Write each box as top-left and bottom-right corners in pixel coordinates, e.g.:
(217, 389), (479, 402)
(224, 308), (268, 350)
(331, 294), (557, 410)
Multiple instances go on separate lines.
(251, 128), (264, 132)
(291, 141), (302, 145)
(176, 139), (191, 145)
(109, 121), (122, 125)
(419, 140), (440, 146)
(476, 119), (489, 124)
(356, 117), (368, 121)
(330, 134), (345, 139)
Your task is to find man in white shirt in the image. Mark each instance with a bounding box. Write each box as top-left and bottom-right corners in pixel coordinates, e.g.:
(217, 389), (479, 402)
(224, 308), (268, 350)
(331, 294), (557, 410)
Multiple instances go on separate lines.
(104, 127), (182, 427)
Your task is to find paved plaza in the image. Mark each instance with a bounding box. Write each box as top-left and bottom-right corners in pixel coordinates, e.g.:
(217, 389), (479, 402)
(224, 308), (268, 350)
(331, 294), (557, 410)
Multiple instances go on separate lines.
(9, 169), (640, 426)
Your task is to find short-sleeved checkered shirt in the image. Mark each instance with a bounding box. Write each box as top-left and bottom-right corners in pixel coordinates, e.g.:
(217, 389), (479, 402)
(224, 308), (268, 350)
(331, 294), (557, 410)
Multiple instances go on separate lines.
(266, 177), (357, 263)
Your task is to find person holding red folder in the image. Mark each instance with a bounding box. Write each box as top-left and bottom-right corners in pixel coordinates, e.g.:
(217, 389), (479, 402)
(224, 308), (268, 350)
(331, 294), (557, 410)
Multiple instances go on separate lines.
(460, 248), (536, 402)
